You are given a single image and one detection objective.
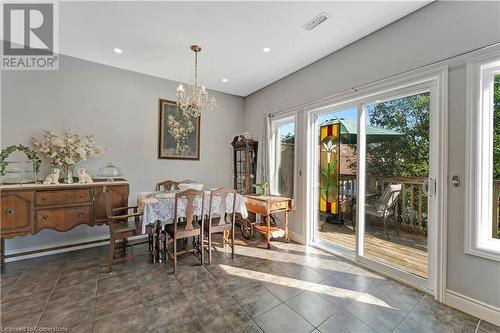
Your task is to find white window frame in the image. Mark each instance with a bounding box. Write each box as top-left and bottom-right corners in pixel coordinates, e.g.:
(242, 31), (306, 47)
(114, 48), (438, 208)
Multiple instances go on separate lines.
(269, 113), (297, 201)
(305, 66), (448, 299)
(465, 51), (500, 262)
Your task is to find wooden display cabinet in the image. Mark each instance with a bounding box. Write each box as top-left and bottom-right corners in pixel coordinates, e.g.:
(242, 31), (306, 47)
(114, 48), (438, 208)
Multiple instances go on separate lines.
(230, 135), (258, 238)
(231, 135), (258, 195)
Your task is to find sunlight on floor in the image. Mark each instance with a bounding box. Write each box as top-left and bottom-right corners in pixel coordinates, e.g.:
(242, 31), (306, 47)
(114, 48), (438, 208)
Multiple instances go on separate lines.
(219, 264), (397, 310)
(217, 242), (354, 274)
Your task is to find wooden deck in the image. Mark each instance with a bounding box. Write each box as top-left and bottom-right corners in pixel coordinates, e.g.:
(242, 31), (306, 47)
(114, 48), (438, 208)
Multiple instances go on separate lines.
(319, 223), (428, 278)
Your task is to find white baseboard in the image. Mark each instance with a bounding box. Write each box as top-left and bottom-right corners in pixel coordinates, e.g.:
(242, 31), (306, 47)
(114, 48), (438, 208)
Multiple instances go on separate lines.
(288, 230), (305, 244)
(4, 235), (148, 263)
(445, 289), (500, 327)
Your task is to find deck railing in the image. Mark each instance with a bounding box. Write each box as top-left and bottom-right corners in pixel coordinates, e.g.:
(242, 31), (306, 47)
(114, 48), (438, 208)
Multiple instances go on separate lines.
(338, 174), (428, 235)
(494, 180), (500, 239)
(371, 176), (428, 235)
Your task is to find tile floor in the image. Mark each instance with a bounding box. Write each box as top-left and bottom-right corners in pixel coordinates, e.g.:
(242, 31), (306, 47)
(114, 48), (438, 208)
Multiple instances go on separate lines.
(1, 235), (498, 333)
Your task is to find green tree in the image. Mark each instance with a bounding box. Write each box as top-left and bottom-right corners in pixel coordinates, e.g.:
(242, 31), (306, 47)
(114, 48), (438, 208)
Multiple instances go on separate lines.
(366, 93), (430, 178)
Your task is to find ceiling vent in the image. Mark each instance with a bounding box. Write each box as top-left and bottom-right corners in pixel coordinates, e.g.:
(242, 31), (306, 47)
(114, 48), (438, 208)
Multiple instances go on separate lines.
(302, 12), (331, 31)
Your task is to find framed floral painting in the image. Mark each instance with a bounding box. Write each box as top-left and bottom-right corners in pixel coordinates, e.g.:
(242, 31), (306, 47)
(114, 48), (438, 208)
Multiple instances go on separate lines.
(158, 99), (200, 160)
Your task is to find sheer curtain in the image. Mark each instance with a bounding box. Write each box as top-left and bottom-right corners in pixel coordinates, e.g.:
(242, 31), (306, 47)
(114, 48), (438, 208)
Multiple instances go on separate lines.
(259, 113), (273, 190)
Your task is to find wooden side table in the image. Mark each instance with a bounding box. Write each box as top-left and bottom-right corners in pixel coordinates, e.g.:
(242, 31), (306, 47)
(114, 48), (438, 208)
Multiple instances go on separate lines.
(244, 195), (293, 249)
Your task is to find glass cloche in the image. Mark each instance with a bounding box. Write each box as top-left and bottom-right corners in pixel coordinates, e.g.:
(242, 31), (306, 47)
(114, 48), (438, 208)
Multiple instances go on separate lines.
(97, 163), (123, 181)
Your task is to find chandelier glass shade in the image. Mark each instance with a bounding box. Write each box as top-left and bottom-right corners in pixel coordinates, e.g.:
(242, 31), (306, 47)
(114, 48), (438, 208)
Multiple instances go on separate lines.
(176, 45), (216, 117)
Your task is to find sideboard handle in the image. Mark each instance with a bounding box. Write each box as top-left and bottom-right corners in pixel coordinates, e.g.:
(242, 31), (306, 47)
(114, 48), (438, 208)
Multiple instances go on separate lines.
(41, 215), (49, 222)
(4, 208), (14, 215)
(79, 211), (85, 218)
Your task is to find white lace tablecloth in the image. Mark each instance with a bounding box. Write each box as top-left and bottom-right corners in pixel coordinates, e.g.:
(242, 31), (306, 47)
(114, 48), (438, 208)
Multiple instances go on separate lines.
(137, 191), (248, 233)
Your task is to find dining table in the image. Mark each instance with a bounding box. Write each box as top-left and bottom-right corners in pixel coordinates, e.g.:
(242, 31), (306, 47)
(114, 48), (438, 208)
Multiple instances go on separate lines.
(137, 190), (248, 233)
(137, 189), (248, 262)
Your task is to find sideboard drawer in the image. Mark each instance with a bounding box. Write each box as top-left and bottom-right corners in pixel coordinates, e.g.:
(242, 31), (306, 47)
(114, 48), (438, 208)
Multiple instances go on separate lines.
(36, 189), (92, 207)
(36, 206), (91, 232)
(1, 191), (32, 236)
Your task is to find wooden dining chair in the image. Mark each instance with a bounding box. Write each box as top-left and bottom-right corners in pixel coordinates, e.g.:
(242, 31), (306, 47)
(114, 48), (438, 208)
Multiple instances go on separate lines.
(155, 179), (180, 192)
(165, 189), (205, 273)
(103, 186), (148, 273)
(203, 187), (236, 264)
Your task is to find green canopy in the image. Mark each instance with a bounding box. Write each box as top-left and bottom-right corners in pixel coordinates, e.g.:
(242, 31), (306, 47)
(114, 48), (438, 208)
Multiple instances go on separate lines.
(321, 118), (403, 144)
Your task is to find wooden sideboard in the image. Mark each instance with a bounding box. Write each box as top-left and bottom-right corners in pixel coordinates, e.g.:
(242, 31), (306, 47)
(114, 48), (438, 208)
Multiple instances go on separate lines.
(0, 179), (129, 264)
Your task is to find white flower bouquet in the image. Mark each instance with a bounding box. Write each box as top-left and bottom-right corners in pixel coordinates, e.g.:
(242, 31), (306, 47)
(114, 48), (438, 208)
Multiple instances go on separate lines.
(32, 130), (105, 183)
(166, 113), (196, 155)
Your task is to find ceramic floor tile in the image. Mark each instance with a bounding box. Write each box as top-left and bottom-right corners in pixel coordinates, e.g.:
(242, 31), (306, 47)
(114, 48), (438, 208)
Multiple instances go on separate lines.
(96, 271), (138, 295)
(365, 278), (424, 315)
(219, 275), (261, 296)
(405, 295), (479, 333)
(98, 261), (136, 279)
(0, 237), (485, 333)
(478, 320), (500, 333)
(0, 274), (21, 289)
(393, 317), (435, 333)
(263, 280), (305, 302)
(275, 263), (327, 283)
(146, 316), (204, 333)
(254, 303), (314, 333)
(94, 285), (143, 320)
(345, 294), (406, 333)
(0, 312), (43, 330)
(0, 292), (49, 326)
(46, 280), (97, 309)
(56, 269), (97, 289)
(92, 304), (146, 333)
(139, 278), (182, 302)
(321, 268), (384, 293)
(233, 284), (281, 318)
(318, 311), (374, 333)
(285, 291), (340, 327)
(38, 297), (95, 333)
(143, 293), (193, 331)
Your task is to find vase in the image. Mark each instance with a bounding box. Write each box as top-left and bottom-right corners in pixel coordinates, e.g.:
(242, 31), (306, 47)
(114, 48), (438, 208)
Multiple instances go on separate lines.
(62, 164), (76, 184)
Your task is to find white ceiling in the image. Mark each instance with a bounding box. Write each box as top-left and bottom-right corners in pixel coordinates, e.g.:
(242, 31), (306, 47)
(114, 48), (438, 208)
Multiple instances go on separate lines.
(59, 1), (430, 97)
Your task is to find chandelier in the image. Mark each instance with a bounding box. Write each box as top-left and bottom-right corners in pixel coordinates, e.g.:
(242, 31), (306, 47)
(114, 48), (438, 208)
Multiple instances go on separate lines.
(175, 45), (216, 117)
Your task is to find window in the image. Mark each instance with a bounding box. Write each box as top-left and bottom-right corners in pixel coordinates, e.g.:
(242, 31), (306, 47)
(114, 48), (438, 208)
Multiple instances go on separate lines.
(465, 52), (500, 261)
(270, 116), (296, 199)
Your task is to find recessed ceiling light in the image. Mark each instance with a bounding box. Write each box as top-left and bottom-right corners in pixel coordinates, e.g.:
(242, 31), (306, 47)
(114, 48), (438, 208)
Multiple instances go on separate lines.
(113, 48), (123, 54)
(222, 78), (228, 83)
(262, 47), (271, 53)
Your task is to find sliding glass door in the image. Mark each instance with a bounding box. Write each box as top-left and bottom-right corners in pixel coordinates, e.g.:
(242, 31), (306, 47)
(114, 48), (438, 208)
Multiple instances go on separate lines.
(359, 91), (434, 286)
(310, 106), (359, 256)
(308, 77), (442, 292)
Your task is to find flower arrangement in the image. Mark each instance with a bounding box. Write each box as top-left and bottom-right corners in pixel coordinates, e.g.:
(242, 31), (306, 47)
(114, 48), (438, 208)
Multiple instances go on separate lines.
(166, 113), (196, 155)
(32, 130), (105, 183)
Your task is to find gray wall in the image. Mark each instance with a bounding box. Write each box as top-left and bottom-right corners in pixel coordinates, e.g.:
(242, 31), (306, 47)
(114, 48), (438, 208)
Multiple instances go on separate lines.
(244, 1), (500, 308)
(1, 55), (244, 253)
